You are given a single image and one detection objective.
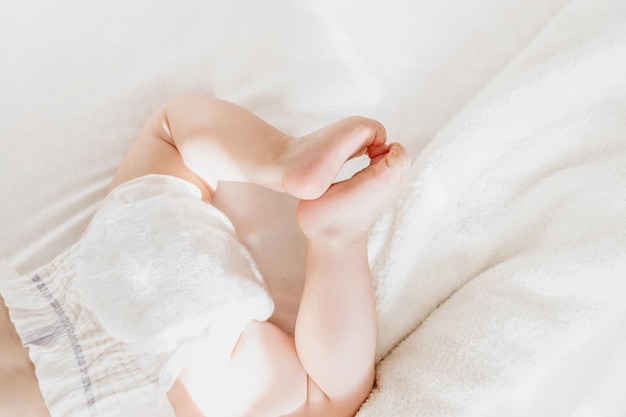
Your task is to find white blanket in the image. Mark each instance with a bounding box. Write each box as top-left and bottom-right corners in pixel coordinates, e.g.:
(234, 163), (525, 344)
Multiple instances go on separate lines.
(1, 0), (624, 415)
(364, 0), (626, 415)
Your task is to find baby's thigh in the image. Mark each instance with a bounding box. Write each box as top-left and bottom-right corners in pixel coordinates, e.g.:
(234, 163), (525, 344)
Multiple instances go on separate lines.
(179, 320), (308, 417)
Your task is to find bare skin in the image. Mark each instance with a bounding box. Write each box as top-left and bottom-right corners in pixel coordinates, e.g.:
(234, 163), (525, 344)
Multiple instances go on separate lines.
(0, 297), (51, 417)
(0, 96), (410, 417)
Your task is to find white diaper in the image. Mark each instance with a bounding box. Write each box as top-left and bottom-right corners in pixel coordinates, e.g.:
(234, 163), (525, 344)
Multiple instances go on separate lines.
(0, 174), (275, 417)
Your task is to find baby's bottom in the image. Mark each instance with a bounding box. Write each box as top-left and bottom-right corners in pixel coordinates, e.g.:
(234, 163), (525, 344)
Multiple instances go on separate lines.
(0, 293), (224, 417)
(167, 380), (204, 417)
(1, 289), (260, 417)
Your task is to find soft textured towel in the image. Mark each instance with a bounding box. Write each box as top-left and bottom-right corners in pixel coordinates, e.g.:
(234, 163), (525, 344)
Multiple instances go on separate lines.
(361, 0), (626, 415)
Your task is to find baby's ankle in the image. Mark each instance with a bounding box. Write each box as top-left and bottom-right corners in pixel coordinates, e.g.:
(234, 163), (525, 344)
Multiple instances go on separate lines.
(304, 230), (369, 251)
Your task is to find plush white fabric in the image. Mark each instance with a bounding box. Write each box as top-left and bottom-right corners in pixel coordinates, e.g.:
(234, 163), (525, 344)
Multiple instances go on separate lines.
(1, 0), (624, 415)
(362, 0), (626, 414)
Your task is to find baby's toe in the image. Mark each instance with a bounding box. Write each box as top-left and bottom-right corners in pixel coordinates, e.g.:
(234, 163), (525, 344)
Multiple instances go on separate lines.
(386, 143), (410, 171)
(369, 143), (410, 184)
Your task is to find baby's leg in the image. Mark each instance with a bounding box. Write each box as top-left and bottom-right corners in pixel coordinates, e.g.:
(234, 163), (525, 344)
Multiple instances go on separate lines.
(109, 96), (388, 200)
(172, 144), (410, 417)
(294, 143), (410, 414)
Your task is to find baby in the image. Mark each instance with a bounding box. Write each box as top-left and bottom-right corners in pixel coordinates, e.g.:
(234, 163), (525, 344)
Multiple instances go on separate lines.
(0, 96), (410, 417)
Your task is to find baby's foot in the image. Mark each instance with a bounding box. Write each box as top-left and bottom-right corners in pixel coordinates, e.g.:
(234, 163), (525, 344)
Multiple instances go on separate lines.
(296, 143), (410, 244)
(281, 116), (388, 200)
